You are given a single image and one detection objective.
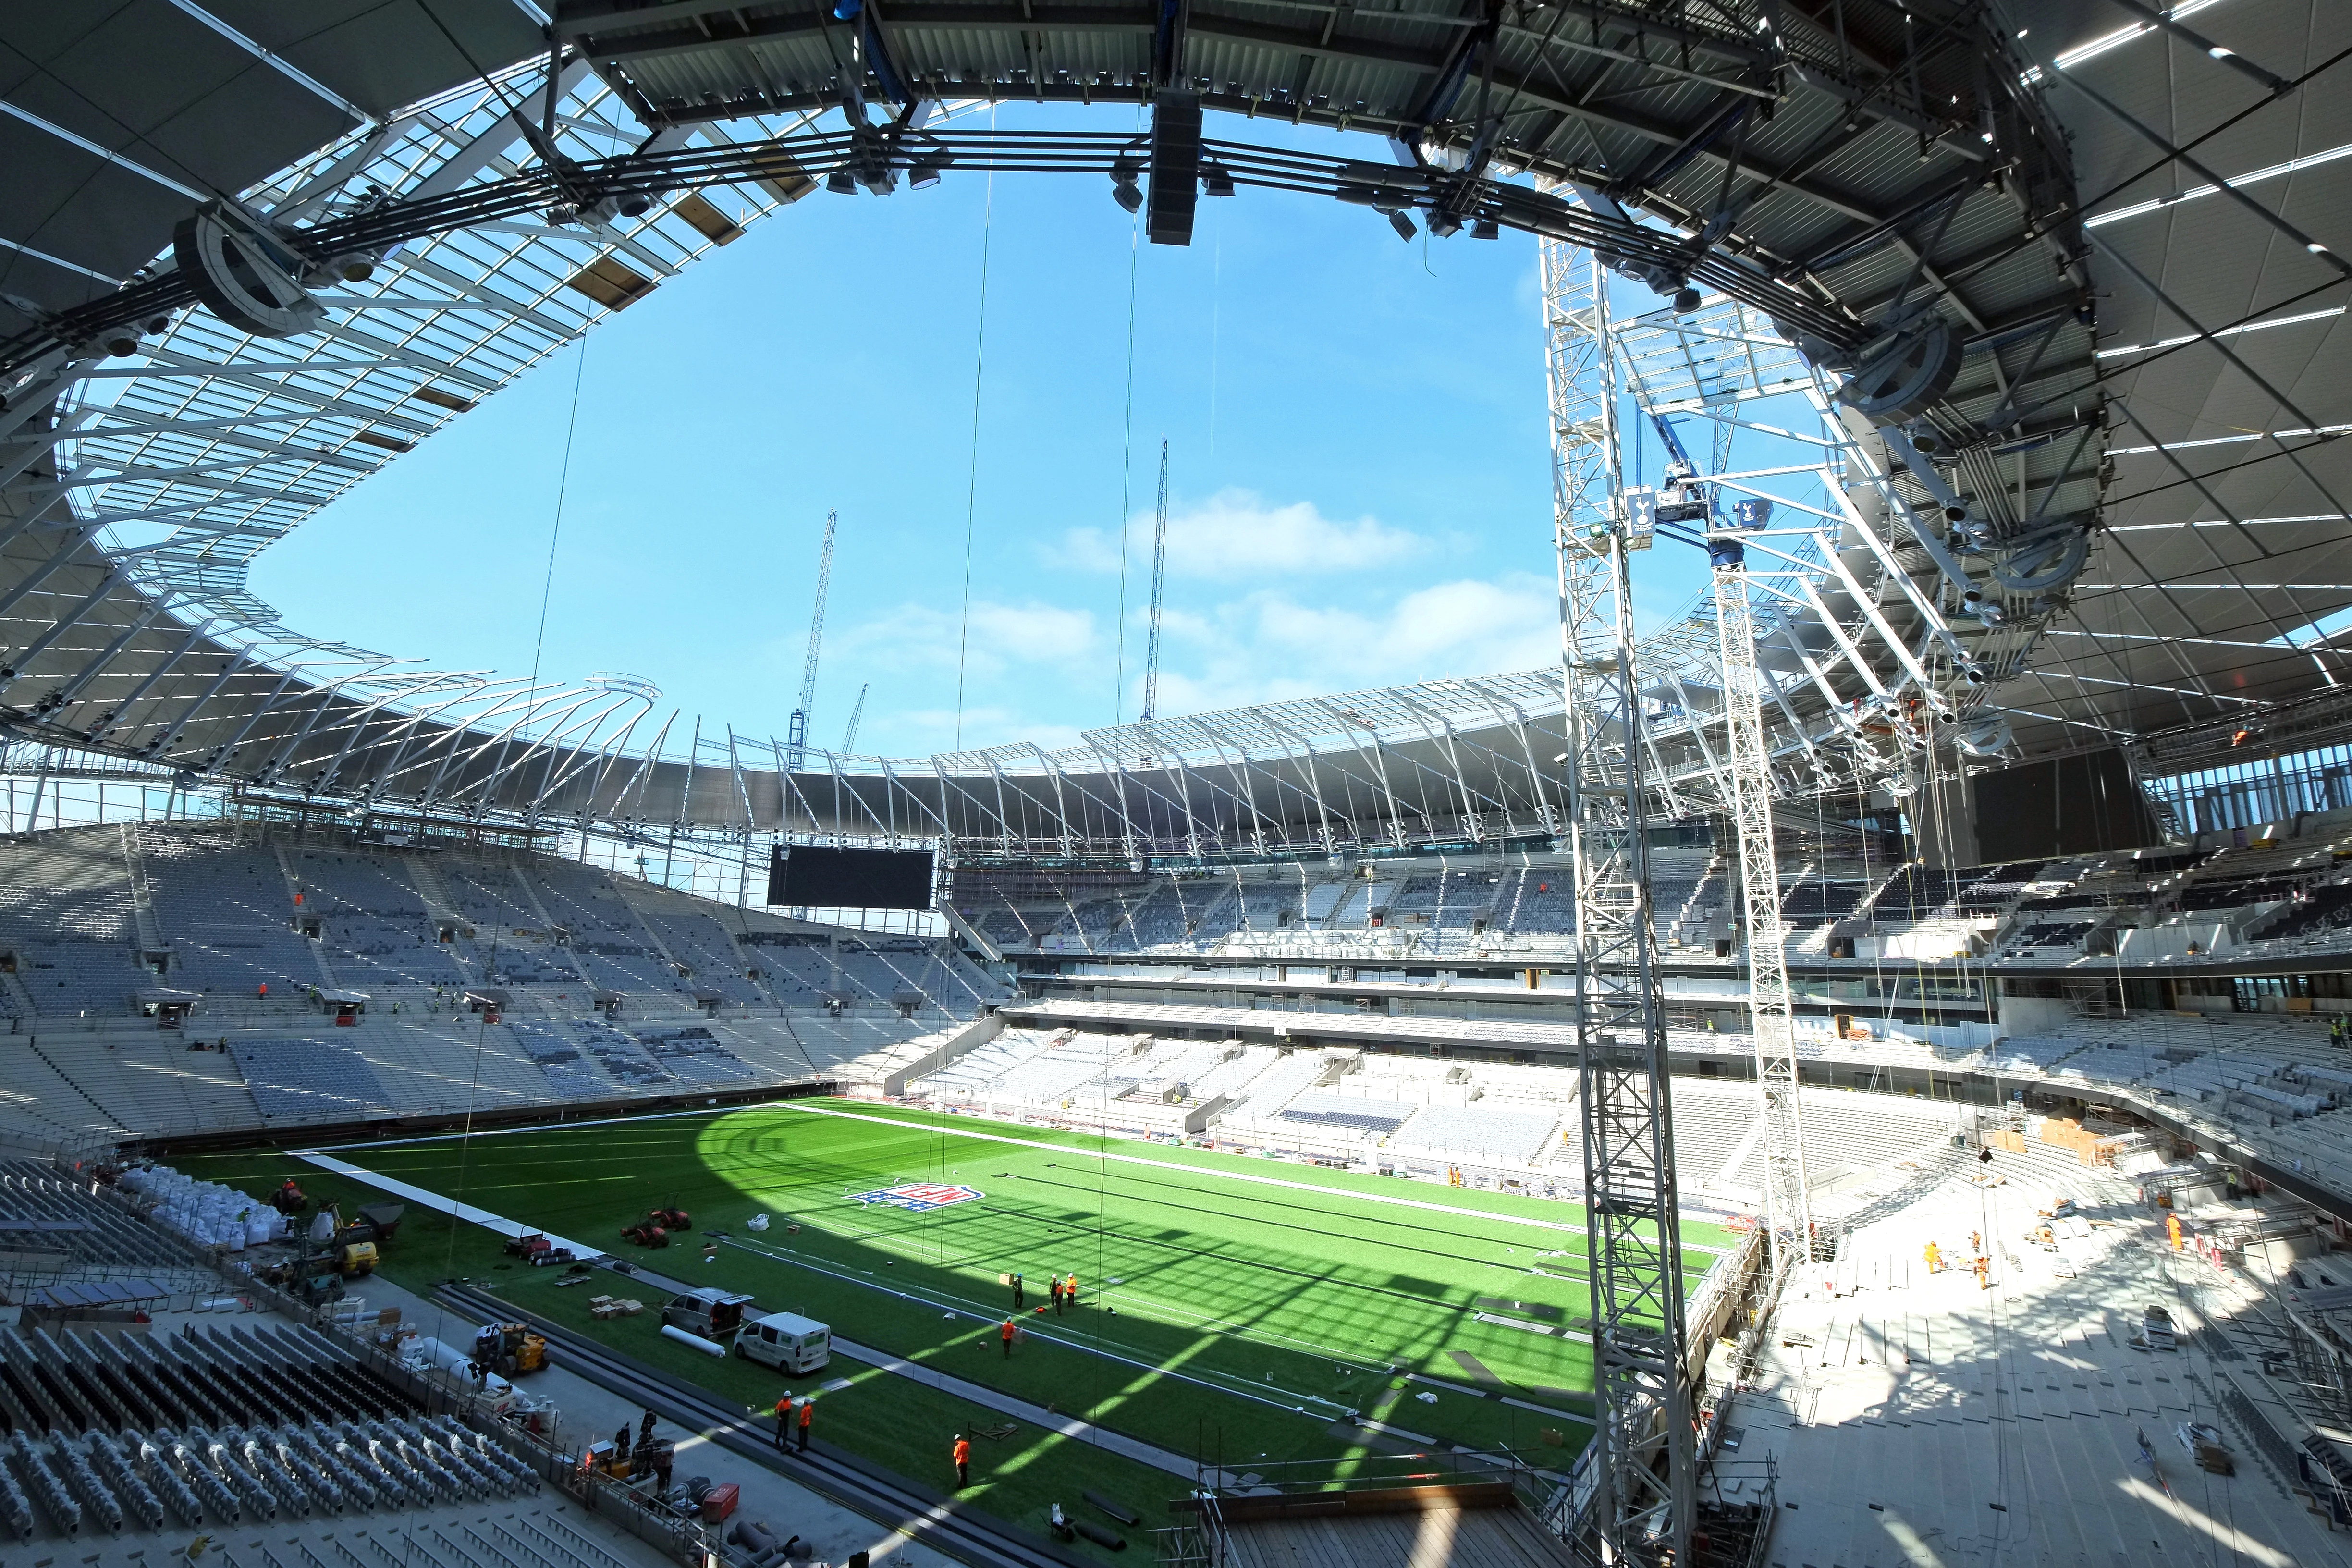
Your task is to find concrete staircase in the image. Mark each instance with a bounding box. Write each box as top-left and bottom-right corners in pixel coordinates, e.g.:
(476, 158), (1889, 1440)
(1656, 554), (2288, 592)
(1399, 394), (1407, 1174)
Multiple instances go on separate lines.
(269, 842), (342, 988)
(400, 852), (481, 983)
(118, 824), (165, 956)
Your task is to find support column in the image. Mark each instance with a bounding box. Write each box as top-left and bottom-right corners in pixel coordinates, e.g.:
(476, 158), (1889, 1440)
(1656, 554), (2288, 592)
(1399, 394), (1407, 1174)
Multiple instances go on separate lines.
(1713, 564), (1813, 1279)
(1543, 228), (1692, 1567)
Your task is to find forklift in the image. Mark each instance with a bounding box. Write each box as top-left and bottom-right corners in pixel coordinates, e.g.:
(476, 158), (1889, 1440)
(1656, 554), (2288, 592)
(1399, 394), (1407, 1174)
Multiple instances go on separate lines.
(473, 1321), (548, 1377)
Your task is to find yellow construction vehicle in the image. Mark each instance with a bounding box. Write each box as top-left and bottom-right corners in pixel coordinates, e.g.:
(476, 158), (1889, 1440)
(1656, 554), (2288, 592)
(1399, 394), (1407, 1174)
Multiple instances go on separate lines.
(473, 1321), (548, 1376)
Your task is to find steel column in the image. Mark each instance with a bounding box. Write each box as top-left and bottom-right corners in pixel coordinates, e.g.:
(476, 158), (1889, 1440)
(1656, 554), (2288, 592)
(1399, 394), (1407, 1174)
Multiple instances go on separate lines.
(1711, 564), (1812, 1278)
(1543, 227), (1691, 1567)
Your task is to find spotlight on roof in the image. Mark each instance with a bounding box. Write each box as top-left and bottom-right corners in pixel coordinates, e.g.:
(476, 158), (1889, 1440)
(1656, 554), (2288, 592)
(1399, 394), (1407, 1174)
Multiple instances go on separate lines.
(1200, 162), (1235, 198)
(1672, 285), (1701, 314)
(825, 167), (858, 195)
(1471, 217), (1499, 240)
(1112, 159), (1143, 213)
(1428, 211), (1462, 238)
(909, 159), (944, 190)
(1387, 209), (1416, 242)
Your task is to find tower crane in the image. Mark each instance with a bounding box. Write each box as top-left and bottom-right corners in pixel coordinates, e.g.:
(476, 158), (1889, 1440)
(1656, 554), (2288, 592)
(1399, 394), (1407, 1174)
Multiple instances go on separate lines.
(786, 509), (837, 772)
(1141, 440), (1170, 723)
(841, 683), (868, 753)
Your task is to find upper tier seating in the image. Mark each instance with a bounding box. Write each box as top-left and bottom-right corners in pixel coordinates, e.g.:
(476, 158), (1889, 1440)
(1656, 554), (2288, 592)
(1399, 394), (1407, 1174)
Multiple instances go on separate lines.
(293, 849), (468, 989)
(0, 832), (153, 1014)
(630, 901), (763, 1003)
(140, 833), (323, 995)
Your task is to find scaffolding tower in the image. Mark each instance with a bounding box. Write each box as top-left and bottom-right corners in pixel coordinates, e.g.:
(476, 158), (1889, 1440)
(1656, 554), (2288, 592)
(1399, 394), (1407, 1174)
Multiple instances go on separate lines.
(1542, 230), (1693, 1566)
(1712, 562), (1813, 1277)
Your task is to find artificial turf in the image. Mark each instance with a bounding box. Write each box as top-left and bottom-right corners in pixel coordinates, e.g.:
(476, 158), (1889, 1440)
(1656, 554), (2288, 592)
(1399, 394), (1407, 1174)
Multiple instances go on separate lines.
(176, 1099), (1731, 1557)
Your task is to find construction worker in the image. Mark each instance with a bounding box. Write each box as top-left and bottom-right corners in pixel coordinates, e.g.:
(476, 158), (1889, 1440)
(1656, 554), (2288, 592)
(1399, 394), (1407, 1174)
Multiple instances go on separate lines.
(1049, 1275), (1064, 1316)
(1011, 1271), (1024, 1309)
(773, 1396), (792, 1449)
(1000, 1316), (1016, 1359)
(1923, 1241), (1943, 1274)
(1969, 1230), (1982, 1255)
(2167, 1213), (2183, 1251)
(1973, 1255), (1991, 1291)
(953, 1433), (971, 1489)
(796, 1395), (813, 1451)
(1064, 1271), (1079, 1309)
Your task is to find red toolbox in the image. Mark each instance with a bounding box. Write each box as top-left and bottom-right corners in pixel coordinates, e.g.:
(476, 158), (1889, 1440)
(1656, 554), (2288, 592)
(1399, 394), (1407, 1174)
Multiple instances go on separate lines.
(700, 1483), (739, 1523)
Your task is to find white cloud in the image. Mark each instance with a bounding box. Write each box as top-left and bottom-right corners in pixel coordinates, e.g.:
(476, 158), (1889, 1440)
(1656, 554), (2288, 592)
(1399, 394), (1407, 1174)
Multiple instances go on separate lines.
(831, 598), (1100, 685)
(823, 560), (1557, 758)
(1054, 489), (1427, 580)
(1142, 573), (1559, 717)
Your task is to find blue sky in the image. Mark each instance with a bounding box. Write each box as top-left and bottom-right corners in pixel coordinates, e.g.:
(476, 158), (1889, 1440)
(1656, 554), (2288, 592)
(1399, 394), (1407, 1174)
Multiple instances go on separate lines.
(250, 109), (1718, 760)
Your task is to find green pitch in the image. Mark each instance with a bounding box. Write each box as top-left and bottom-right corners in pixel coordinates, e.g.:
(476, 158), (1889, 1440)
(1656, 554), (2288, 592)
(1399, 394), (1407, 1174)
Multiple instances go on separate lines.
(181, 1100), (1731, 1556)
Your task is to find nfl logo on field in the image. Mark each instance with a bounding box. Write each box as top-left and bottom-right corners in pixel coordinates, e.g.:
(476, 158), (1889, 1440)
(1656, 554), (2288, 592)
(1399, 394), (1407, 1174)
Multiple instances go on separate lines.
(851, 1183), (983, 1213)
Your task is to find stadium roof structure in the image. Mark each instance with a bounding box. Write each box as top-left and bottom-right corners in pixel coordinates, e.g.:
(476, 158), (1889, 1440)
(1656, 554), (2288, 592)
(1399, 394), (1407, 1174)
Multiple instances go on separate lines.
(0, 0), (2346, 861)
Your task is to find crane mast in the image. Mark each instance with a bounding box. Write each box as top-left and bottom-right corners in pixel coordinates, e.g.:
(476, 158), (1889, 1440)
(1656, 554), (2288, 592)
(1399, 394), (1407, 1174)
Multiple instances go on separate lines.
(1142, 440), (1170, 723)
(786, 509), (837, 772)
(1543, 231), (1692, 1567)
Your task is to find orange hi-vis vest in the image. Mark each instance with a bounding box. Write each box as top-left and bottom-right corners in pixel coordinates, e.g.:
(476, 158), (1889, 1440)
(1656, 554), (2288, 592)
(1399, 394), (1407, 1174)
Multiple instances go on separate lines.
(954, 1438), (971, 1465)
(1001, 1319), (1014, 1341)
(799, 1400), (813, 1428)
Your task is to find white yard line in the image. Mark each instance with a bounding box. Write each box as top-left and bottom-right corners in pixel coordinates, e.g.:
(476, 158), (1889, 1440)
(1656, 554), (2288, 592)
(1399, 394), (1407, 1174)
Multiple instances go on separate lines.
(291, 1150), (607, 1262)
(780, 1102), (1736, 1254)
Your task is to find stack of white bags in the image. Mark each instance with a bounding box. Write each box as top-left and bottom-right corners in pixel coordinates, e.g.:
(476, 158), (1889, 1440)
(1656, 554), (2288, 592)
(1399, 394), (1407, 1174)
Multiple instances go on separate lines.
(116, 1164), (289, 1250)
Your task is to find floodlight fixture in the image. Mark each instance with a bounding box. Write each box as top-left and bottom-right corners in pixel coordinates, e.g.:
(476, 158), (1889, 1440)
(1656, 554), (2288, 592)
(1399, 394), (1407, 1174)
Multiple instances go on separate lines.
(1112, 163), (1143, 212)
(1201, 163), (1235, 197)
(1387, 209), (1416, 242)
(1672, 285), (1701, 314)
(909, 159), (944, 189)
(1428, 211), (1462, 238)
(1471, 217), (1499, 240)
(825, 167), (858, 195)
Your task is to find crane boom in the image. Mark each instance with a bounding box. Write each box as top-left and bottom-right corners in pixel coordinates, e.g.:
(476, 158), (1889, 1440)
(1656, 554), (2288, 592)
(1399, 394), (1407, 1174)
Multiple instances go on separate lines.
(841, 682), (868, 752)
(785, 508), (837, 770)
(1141, 440), (1169, 722)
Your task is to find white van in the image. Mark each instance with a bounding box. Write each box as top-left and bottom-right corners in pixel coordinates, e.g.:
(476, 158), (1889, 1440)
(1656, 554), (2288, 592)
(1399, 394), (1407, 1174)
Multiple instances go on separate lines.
(733, 1311), (832, 1373)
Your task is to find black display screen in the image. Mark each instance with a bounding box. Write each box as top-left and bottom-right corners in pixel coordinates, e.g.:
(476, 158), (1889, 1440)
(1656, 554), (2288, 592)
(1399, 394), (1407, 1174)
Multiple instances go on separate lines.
(1972, 747), (2167, 861)
(766, 845), (935, 910)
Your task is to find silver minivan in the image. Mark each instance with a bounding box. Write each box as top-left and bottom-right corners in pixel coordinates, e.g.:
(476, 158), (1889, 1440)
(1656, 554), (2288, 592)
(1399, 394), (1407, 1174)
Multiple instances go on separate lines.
(733, 1310), (832, 1373)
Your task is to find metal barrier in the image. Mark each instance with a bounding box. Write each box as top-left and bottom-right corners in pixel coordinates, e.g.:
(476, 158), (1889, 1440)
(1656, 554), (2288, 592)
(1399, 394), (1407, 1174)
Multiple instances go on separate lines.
(228, 1273), (715, 1568)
